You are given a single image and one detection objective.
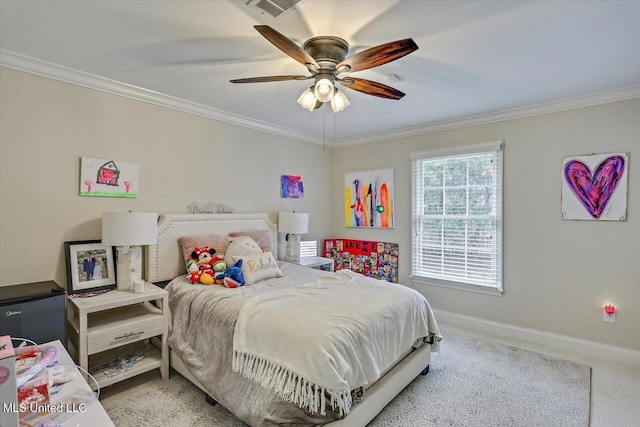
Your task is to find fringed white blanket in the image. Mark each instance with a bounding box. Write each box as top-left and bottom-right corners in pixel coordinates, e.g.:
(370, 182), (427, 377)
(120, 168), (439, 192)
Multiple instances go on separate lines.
(232, 269), (440, 416)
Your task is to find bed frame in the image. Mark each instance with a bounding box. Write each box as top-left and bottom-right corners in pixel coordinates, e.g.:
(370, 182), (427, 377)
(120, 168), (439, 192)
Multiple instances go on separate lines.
(145, 213), (431, 427)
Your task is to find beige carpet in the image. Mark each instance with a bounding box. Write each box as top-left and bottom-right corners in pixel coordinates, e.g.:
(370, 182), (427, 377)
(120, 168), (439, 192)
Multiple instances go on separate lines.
(101, 326), (591, 426)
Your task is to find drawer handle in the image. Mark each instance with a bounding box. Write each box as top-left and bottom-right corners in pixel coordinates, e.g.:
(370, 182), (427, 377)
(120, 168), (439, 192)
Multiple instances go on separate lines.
(114, 331), (144, 340)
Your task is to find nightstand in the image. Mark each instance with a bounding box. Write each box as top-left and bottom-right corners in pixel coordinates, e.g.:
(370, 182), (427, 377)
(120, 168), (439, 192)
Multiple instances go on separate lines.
(66, 282), (168, 389)
(293, 256), (335, 272)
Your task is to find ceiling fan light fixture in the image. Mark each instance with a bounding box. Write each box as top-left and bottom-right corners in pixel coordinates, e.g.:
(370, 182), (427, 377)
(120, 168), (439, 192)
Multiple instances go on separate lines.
(231, 26), (419, 113)
(297, 87), (317, 111)
(330, 90), (350, 113)
(314, 76), (335, 103)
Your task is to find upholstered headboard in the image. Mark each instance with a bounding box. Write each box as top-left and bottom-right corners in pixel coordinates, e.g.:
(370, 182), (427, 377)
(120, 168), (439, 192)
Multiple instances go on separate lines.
(144, 213), (277, 283)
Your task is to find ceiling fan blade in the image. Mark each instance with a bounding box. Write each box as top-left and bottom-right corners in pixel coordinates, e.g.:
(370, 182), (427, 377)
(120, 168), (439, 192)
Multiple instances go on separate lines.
(230, 75), (311, 83)
(254, 25), (319, 72)
(338, 77), (405, 100)
(335, 38), (418, 73)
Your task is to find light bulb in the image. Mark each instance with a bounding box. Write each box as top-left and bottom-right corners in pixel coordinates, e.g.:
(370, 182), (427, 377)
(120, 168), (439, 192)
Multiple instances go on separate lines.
(297, 88), (317, 111)
(330, 90), (350, 113)
(314, 77), (334, 103)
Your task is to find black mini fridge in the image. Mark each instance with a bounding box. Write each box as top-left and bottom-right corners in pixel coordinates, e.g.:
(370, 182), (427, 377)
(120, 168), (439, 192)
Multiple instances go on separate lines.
(0, 281), (66, 345)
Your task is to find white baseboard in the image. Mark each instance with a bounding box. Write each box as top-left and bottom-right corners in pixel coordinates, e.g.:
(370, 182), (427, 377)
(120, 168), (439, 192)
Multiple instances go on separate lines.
(434, 309), (640, 367)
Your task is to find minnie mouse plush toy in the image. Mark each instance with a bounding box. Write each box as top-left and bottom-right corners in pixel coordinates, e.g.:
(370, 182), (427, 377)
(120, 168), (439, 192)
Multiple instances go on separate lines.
(191, 246), (217, 285)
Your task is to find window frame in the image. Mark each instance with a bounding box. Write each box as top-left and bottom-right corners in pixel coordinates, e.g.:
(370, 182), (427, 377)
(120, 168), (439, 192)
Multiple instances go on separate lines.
(410, 141), (504, 296)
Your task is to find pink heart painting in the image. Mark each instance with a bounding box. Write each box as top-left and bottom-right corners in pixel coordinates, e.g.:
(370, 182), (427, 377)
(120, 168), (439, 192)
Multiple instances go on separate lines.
(564, 155), (625, 219)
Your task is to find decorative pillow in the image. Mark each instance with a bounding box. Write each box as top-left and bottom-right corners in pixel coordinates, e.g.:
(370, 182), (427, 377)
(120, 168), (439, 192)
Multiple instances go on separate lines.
(178, 234), (228, 265)
(232, 251), (283, 285)
(229, 229), (272, 252)
(224, 235), (263, 267)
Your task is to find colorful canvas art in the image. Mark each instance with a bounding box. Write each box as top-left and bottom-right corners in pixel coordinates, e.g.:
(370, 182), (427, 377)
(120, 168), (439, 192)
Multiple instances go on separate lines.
(344, 168), (394, 228)
(562, 152), (628, 221)
(281, 175), (304, 198)
(80, 157), (139, 198)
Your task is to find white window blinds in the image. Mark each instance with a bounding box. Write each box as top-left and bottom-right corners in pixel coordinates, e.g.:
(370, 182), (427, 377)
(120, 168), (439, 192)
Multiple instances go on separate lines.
(411, 141), (503, 292)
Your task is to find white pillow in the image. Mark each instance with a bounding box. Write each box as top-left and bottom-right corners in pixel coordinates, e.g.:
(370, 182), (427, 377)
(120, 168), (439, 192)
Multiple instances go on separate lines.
(224, 235), (263, 267)
(232, 251), (283, 285)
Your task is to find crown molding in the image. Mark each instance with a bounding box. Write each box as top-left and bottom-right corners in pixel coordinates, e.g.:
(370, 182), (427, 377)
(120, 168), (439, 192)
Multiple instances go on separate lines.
(2, 49), (637, 149)
(0, 49), (328, 146)
(336, 85), (640, 147)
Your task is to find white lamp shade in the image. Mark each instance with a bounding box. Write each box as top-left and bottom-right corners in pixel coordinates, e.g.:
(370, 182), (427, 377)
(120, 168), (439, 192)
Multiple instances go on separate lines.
(314, 78), (334, 103)
(297, 88), (317, 111)
(278, 212), (309, 235)
(331, 90), (350, 113)
(102, 212), (158, 246)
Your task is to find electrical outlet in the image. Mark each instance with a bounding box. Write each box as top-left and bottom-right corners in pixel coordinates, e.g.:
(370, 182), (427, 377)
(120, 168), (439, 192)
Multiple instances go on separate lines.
(603, 308), (616, 323)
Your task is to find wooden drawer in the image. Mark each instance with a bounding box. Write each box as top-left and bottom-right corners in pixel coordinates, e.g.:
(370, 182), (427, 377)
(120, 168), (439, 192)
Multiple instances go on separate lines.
(69, 303), (163, 355)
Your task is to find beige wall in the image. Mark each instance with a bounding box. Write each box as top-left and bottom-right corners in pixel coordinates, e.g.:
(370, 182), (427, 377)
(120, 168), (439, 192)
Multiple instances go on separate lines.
(333, 99), (640, 351)
(2, 67), (638, 352)
(0, 68), (333, 288)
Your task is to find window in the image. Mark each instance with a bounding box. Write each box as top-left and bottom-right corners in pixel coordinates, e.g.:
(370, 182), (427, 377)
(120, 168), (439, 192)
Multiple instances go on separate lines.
(411, 141), (503, 295)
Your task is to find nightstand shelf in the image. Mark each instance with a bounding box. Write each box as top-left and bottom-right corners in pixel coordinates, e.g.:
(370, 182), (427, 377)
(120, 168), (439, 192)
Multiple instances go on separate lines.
(66, 282), (168, 388)
(292, 256), (335, 272)
(87, 341), (163, 389)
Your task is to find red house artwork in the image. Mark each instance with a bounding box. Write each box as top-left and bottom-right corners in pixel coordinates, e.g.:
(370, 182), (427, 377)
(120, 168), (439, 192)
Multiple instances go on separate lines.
(97, 161), (120, 186)
(80, 157), (138, 198)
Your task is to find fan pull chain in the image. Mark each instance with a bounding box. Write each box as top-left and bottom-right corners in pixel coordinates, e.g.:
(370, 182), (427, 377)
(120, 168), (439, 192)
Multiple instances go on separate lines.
(323, 105), (327, 151)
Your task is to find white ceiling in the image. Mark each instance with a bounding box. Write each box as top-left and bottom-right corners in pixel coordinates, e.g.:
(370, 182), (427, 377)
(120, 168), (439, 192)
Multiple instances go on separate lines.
(1, 0), (639, 145)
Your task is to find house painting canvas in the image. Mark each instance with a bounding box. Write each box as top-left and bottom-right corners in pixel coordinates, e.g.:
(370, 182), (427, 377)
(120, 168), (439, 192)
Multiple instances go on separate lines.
(80, 157), (139, 198)
(345, 168), (394, 228)
(562, 152), (628, 221)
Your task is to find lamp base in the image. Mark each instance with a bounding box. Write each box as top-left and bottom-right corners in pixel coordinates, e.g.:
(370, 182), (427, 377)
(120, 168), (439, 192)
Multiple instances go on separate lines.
(116, 246), (143, 292)
(285, 234), (301, 263)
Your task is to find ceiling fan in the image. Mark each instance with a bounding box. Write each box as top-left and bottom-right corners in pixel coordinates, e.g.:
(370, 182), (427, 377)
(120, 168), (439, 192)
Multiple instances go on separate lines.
(230, 25), (418, 113)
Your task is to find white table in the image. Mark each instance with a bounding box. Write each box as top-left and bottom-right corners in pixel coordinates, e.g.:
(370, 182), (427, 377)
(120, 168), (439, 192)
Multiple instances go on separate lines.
(292, 256), (335, 272)
(66, 282), (169, 388)
(22, 340), (115, 427)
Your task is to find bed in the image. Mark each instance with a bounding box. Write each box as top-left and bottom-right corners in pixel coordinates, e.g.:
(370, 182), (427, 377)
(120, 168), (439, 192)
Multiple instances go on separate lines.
(145, 213), (441, 426)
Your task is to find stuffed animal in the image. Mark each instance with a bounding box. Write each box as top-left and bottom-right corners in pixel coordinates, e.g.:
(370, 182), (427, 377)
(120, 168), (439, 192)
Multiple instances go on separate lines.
(199, 272), (214, 285)
(211, 258), (227, 285)
(186, 260), (202, 284)
(221, 259), (244, 288)
(191, 246), (217, 283)
(186, 259), (215, 285)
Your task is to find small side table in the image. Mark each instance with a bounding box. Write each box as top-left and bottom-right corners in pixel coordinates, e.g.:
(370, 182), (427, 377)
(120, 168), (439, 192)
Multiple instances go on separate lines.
(66, 282), (169, 388)
(293, 256), (335, 272)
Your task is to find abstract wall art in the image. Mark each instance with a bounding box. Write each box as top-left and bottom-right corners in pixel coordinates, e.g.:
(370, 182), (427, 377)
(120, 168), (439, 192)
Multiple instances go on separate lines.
(281, 174), (304, 198)
(345, 168), (394, 228)
(562, 152), (628, 221)
(80, 157), (139, 198)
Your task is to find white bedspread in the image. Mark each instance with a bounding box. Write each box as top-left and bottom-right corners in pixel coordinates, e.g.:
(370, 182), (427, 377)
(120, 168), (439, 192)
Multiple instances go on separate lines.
(232, 269), (440, 416)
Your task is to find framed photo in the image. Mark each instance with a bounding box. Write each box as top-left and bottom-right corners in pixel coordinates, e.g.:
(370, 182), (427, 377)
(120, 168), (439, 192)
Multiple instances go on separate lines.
(64, 240), (117, 293)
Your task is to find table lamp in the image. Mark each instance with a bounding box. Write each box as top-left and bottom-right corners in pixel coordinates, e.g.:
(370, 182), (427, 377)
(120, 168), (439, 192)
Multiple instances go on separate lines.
(278, 211), (309, 263)
(102, 212), (157, 292)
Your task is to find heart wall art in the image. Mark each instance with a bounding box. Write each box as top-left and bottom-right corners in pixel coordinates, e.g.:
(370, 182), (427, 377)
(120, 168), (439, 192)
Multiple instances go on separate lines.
(562, 152), (628, 221)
